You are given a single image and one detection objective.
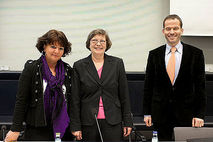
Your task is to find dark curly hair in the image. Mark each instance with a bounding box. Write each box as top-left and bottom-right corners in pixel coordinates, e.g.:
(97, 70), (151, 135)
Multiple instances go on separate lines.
(86, 29), (112, 52)
(36, 29), (72, 57)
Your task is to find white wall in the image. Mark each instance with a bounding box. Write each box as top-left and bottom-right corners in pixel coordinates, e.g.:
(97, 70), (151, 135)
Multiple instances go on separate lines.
(170, 0), (213, 36)
(1, 0), (212, 72)
(170, 0), (213, 69)
(0, 0), (169, 71)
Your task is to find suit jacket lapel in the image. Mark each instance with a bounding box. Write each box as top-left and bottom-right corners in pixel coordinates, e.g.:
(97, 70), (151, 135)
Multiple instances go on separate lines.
(158, 45), (171, 82)
(100, 54), (112, 83)
(159, 46), (166, 72)
(174, 43), (190, 85)
(86, 55), (102, 85)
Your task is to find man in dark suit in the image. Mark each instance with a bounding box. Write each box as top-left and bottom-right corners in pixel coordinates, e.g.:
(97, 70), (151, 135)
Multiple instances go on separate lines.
(143, 14), (206, 141)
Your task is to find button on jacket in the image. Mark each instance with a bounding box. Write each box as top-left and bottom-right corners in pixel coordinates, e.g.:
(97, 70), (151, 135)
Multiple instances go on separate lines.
(11, 57), (73, 132)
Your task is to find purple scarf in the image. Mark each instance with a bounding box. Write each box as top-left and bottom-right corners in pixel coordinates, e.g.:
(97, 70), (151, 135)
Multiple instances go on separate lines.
(41, 55), (70, 138)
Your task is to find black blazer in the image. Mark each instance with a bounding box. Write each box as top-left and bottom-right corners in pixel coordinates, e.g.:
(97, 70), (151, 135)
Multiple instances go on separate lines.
(10, 57), (73, 132)
(143, 42), (206, 124)
(70, 54), (133, 131)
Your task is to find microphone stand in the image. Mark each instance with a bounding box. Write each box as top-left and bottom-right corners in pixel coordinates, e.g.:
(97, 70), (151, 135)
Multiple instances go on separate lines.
(130, 113), (146, 142)
(94, 114), (104, 142)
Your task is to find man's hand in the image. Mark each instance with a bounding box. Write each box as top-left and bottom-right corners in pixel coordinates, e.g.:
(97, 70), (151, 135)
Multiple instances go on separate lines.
(72, 131), (82, 140)
(144, 116), (152, 127)
(192, 118), (204, 127)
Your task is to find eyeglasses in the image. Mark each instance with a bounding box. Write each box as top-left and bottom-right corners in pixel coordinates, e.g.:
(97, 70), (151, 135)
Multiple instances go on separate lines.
(91, 39), (106, 45)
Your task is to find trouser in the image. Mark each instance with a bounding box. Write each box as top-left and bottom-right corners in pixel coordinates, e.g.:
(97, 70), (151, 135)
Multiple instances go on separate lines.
(82, 119), (123, 142)
(153, 103), (191, 141)
(153, 122), (175, 141)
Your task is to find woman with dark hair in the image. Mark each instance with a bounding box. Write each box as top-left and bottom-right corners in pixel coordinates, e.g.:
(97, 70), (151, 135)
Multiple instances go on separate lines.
(5, 29), (73, 141)
(70, 29), (133, 141)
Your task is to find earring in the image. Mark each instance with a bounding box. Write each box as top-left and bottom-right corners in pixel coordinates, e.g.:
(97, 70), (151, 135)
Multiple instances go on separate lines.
(42, 51), (46, 56)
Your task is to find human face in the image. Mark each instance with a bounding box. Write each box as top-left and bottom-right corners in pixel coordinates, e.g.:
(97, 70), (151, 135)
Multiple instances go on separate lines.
(89, 34), (107, 56)
(163, 18), (183, 47)
(44, 43), (64, 64)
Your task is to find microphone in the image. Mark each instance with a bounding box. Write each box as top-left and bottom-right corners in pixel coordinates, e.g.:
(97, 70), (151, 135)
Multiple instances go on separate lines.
(130, 113), (146, 142)
(1, 125), (7, 140)
(92, 108), (103, 142)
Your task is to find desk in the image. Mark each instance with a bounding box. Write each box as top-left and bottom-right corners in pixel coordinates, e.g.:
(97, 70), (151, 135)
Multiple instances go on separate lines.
(187, 137), (213, 142)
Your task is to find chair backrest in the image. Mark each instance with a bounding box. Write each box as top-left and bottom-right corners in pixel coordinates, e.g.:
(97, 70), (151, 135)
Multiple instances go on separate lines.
(174, 127), (213, 141)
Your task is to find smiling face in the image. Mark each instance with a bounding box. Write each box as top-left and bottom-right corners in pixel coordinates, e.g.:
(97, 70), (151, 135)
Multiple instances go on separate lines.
(89, 34), (107, 56)
(43, 42), (64, 64)
(163, 18), (183, 47)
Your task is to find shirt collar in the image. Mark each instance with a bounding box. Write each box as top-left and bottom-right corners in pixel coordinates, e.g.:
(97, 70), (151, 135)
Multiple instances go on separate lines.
(166, 41), (183, 55)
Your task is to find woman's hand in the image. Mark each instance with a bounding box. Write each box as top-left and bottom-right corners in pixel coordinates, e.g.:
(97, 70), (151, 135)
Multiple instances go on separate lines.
(72, 131), (82, 140)
(4, 130), (20, 142)
(123, 127), (132, 137)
